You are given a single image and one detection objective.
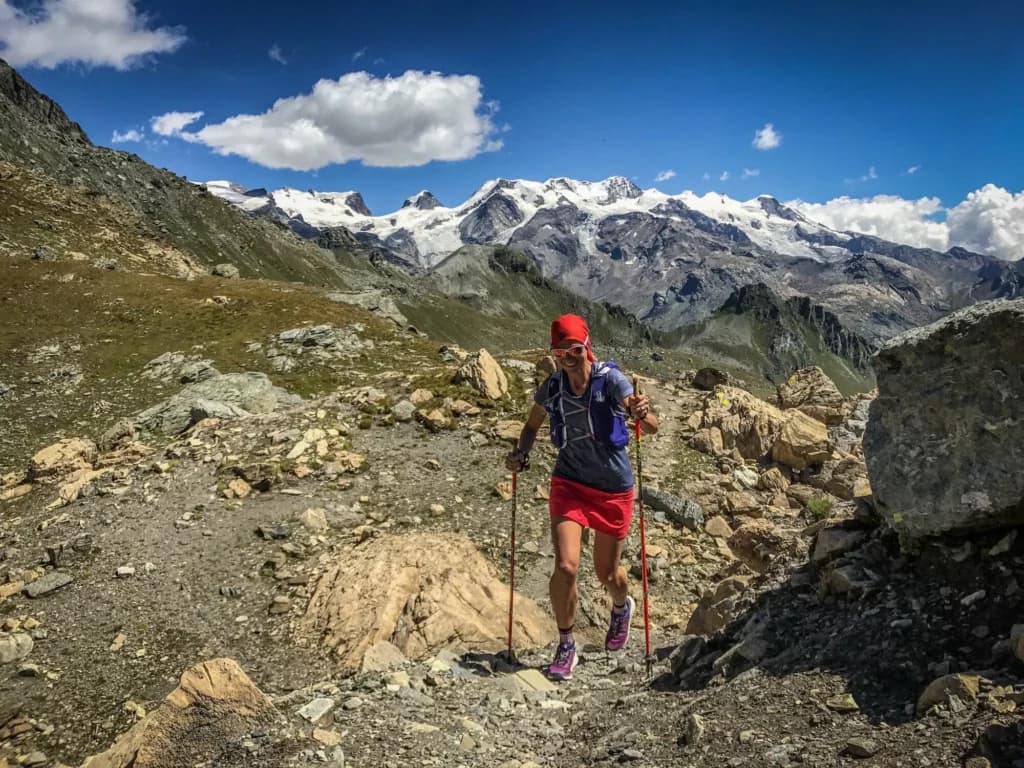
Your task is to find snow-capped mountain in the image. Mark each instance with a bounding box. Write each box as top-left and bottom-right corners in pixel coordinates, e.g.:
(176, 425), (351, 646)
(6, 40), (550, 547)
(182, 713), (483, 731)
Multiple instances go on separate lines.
(205, 175), (853, 268)
(204, 175), (1020, 342)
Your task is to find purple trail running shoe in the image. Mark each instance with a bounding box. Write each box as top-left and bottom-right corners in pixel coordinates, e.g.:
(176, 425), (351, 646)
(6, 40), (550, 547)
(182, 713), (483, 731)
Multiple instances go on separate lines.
(548, 642), (578, 680)
(605, 595), (635, 651)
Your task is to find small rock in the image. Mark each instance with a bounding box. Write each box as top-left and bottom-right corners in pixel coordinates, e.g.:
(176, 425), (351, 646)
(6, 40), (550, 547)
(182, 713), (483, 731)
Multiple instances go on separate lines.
(409, 389), (434, 405)
(257, 525), (289, 540)
(429, 503), (446, 516)
(343, 696), (363, 710)
(387, 670), (410, 688)
(392, 400), (417, 422)
(313, 727), (341, 746)
(227, 478), (251, 499)
(825, 693), (860, 713)
(683, 713), (706, 746)
(212, 263), (240, 278)
(0, 633), (33, 664)
(734, 467), (760, 489)
(705, 516), (733, 539)
(268, 596), (291, 614)
(961, 589), (987, 606)
(513, 669), (558, 693)
(298, 507), (329, 533)
(116, 565), (136, 578)
(812, 526), (867, 564)
(18, 663), (41, 677)
(361, 640), (407, 673)
(24, 571), (73, 598)
(297, 697), (335, 723)
(22, 752), (48, 767)
(844, 738), (880, 758)
(917, 674), (980, 715)
(642, 487), (705, 530)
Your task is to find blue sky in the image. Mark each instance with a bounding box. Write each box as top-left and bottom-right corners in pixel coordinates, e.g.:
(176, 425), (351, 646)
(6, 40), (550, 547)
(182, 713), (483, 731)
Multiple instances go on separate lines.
(2, 0), (1023, 256)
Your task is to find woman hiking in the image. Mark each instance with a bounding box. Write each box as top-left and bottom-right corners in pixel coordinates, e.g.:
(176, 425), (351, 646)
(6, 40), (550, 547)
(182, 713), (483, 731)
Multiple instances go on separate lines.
(505, 313), (658, 680)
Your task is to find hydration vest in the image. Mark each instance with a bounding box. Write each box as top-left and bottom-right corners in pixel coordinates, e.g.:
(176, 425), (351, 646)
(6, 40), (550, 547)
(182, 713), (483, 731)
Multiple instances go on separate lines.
(540, 361), (630, 450)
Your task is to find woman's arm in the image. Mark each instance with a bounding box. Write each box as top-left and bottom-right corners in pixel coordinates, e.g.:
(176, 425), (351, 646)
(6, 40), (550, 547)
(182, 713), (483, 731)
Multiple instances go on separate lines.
(505, 403), (547, 470)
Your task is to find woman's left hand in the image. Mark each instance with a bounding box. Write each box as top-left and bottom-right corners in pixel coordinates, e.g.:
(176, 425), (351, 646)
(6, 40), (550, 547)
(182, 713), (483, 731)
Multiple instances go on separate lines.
(628, 394), (650, 420)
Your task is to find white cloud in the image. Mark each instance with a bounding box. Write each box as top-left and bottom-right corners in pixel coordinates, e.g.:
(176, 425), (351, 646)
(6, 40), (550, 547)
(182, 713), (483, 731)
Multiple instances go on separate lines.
(654, 169), (676, 182)
(179, 70), (503, 170)
(702, 172), (711, 181)
(150, 110), (203, 137)
(111, 128), (143, 143)
(845, 165), (879, 184)
(946, 185), (1024, 261)
(0, 0), (185, 70)
(752, 123), (782, 151)
(906, 165), (920, 175)
(742, 168), (760, 178)
(790, 186), (1024, 260)
(352, 47), (367, 62)
(792, 194), (947, 251)
(720, 171), (730, 181)
(268, 44), (286, 65)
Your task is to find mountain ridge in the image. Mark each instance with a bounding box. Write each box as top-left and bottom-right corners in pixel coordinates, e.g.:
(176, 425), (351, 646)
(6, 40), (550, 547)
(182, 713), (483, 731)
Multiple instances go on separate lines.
(206, 174), (1022, 345)
(0, 57), (353, 287)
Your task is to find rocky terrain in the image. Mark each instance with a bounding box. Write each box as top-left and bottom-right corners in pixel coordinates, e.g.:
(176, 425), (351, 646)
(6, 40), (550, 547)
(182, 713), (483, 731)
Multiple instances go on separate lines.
(1, 53), (1023, 768)
(0, 294), (1021, 767)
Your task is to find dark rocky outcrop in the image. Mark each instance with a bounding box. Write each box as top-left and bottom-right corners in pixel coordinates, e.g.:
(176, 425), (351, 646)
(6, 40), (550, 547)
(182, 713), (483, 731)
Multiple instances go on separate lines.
(459, 192), (524, 244)
(864, 297), (1024, 539)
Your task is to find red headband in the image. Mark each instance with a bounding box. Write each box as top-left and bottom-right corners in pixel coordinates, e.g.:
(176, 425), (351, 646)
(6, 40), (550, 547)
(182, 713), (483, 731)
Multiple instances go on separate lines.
(550, 314), (595, 361)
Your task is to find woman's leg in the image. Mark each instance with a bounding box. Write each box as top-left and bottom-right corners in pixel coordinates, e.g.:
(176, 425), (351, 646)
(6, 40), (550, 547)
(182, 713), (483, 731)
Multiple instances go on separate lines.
(592, 530), (629, 607)
(550, 517), (584, 632)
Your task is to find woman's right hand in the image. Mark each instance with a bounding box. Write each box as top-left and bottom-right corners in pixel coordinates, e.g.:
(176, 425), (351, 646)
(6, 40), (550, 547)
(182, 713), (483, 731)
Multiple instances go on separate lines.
(505, 449), (530, 472)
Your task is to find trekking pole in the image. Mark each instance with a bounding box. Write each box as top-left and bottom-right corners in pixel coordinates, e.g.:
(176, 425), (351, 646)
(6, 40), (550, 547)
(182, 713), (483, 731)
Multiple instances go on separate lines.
(506, 469), (518, 664)
(633, 376), (654, 678)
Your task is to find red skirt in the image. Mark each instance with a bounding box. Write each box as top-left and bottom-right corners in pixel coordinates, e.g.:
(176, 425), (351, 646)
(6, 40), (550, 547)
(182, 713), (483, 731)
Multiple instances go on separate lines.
(549, 476), (634, 539)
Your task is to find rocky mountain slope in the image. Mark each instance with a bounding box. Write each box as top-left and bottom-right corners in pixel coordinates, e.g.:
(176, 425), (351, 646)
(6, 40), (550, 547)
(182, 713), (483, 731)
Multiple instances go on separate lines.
(0, 58), (350, 286)
(0, 295), (1020, 768)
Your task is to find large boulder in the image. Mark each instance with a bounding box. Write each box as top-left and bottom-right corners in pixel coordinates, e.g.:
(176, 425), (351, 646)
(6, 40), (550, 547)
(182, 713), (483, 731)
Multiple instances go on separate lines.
(695, 386), (787, 460)
(771, 410), (832, 471)
(302, 533), (553, 669)
(80, 658), (274, 767)
(694, 386), (831, 470)
(452, 348), (509, 400)
(864, 298), (1024, 539)
(777, 367), (846, 425)
(134, 373), (300, 435)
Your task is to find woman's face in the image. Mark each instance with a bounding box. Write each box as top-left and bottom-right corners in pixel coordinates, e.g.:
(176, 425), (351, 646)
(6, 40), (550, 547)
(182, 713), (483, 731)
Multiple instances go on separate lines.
(552, 339), (589, 373)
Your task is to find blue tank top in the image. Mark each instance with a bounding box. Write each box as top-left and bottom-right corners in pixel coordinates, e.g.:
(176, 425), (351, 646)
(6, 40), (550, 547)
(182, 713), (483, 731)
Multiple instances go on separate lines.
(534, 364), (635, 493)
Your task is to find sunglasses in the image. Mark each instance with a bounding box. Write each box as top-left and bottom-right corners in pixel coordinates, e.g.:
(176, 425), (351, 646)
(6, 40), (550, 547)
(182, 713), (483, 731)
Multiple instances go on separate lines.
(551, 343), (587, 358)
